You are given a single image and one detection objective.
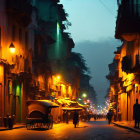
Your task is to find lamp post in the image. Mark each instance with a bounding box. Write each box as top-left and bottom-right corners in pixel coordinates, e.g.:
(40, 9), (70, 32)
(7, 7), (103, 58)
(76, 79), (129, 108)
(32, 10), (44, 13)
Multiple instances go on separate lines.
(9, 42), (15, 53)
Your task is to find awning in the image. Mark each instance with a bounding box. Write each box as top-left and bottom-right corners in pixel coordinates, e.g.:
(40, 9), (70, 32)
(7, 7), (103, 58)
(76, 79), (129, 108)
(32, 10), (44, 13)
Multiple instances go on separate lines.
(56, 98), (76, 106)
(62, 107), (83, 111)
(27, 100), (59, 115)
(27, 100), (59, 108)
(78, 103), (84, 107)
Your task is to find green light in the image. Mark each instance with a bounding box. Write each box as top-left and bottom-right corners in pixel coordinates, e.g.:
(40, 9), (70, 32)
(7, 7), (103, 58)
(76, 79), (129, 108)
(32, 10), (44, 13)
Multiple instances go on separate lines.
(82, 93), (87, 98)
(57, 22), (60, 34)
(16, 85), (20, 96)
(78, 98), (82, 101)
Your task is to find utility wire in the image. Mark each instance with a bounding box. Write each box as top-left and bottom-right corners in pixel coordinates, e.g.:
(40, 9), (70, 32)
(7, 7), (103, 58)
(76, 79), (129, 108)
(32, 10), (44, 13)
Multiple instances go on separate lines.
(98, 0), (115, 17)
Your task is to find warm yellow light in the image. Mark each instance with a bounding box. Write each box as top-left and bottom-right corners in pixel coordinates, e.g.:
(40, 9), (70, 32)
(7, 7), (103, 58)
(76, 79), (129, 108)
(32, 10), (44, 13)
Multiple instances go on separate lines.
(10, 48), (15, 53)
(123, 73), (135, 87)
(9, 42), (15, 53)
(82, 93), (87, 98)
(0, 64), (4, 83)
(56, 75), (61, 80)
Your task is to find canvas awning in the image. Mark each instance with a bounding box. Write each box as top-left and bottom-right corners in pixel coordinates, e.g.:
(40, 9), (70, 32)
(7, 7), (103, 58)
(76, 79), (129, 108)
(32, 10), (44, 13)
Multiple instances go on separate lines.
(27, 100), (59, 115)
(27, 100), (59, 107)
(56, 98), (76, 106)
(62, 107), (83, 111)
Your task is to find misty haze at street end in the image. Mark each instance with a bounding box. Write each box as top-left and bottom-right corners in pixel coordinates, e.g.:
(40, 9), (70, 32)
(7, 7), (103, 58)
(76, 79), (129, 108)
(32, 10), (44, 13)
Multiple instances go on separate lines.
(73, 38), (121, 105)
(61, 0), (119, 105)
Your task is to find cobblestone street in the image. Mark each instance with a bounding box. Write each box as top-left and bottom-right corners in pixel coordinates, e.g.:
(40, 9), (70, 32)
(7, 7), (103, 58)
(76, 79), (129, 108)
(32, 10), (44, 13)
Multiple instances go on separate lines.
(0, 119), (140, 140)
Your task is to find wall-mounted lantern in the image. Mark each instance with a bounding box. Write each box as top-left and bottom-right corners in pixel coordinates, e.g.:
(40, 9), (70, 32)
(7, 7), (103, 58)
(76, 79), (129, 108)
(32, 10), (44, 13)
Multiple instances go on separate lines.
(9, 42), (15, 53)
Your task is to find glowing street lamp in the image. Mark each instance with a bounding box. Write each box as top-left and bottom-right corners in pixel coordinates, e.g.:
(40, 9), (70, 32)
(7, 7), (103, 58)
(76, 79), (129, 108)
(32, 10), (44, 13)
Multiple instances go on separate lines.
(82, 93), (87, 98)
(9, 42), (15, 53)
(56, 75), (61, 81)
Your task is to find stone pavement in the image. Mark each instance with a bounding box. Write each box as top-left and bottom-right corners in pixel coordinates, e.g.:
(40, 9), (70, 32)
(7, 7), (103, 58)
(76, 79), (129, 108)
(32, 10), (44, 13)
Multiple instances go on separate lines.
(113, 120), (140, 133)
(0, 124), (25, 131)
(0, 122), (70, 131)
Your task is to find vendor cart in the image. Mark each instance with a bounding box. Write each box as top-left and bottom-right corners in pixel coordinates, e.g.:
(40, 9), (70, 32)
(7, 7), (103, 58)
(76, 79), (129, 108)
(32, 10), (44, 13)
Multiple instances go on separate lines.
(26, 100), (59, 130)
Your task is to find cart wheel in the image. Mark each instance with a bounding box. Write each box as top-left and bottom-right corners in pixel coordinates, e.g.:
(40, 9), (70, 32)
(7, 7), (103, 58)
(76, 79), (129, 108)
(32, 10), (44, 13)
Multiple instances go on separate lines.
(26, 123), (30, 130)
(49, 115), (53, 129)
(48, 122), (51, 129)
(50, 121), (53, 129)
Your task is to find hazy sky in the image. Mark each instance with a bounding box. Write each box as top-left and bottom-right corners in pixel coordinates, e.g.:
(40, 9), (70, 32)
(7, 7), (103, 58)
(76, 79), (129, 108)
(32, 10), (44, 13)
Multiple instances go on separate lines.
(60, 0), (121, 105)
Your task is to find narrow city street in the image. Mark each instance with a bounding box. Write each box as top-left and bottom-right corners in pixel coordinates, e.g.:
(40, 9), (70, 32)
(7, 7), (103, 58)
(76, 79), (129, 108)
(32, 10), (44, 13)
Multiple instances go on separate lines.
(1, 0), (140, 139)
(0, 119), (140, 140)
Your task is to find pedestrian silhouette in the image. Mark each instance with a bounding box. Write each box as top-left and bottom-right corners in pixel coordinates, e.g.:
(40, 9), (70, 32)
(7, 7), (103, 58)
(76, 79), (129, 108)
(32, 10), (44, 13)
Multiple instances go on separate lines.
(73, 110), (79, 128)
(63, 110), (66, 123)
(107, 110), (113, 124)
(133, 99), (140, 128)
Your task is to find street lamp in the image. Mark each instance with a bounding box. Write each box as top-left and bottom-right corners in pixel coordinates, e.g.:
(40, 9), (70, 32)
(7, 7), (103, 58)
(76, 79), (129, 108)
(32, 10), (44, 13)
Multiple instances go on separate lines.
(9, 42), (15, 53)
(82, 93), (87, 98)
(56, 75), (61, 81)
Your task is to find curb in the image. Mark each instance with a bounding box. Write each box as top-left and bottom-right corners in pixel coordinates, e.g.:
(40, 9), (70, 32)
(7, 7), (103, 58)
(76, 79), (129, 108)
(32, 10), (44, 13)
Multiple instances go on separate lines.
(113, 122), (140, 134)
(0, 126), (25, 131)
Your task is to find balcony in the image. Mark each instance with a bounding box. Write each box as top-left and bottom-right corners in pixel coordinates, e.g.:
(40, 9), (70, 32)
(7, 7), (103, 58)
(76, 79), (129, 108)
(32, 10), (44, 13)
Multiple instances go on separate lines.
(115, 3), (140, 39)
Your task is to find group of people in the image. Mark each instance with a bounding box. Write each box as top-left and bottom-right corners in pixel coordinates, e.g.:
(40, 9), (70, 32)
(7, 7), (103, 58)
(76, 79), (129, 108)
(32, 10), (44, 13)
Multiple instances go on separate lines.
(64, 99), (140, 128)
(63, 110), (92, 128)
(93, 114), (106, 121)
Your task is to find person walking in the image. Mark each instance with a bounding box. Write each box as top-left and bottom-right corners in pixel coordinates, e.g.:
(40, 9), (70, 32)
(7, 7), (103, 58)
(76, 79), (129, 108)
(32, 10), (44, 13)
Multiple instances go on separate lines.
(73, 110), (79, 128)
(107, 110), (113, 124)
(133, 99), (140, 128)
(94, 114), (97, 121)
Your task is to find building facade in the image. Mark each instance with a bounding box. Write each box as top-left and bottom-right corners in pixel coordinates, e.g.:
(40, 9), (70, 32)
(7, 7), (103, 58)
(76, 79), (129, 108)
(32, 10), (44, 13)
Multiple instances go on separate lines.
(107, 0), (140, 121)
(0, 0), (34, 124)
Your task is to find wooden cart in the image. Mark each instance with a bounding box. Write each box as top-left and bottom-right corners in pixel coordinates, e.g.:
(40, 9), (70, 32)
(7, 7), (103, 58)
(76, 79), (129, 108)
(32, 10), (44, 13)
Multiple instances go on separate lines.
(26, 100), (59, 130)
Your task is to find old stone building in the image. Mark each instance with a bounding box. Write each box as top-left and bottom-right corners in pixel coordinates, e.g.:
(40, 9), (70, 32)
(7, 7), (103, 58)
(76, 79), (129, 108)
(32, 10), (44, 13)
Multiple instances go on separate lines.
(107, 0), (140, 121)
